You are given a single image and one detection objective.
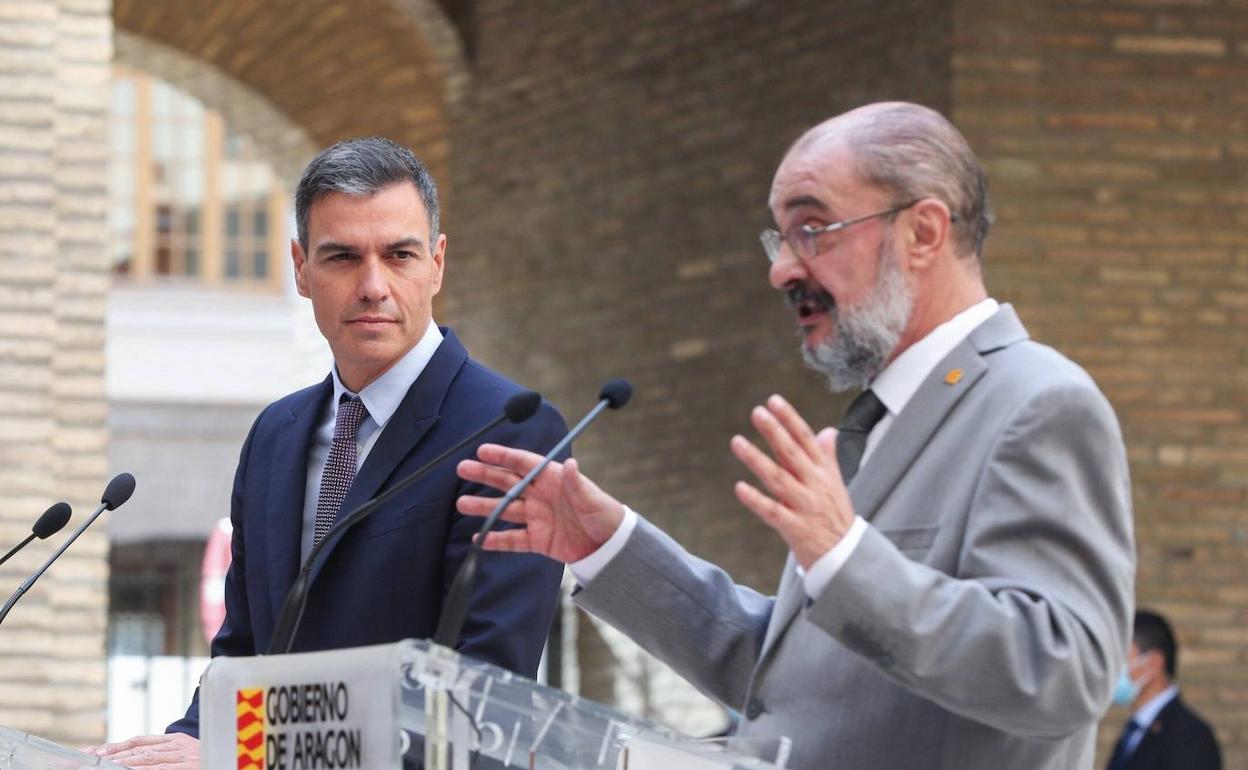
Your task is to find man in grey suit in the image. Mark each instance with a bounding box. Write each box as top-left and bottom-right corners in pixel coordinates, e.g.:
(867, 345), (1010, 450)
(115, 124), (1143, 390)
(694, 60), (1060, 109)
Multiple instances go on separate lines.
(457, 102), (1136, 769)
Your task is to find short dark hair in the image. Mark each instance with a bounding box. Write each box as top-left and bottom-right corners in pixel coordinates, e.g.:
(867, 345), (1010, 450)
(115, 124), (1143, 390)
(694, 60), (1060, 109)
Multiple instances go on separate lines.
(1134, 609), (1178, 679)
(294, 137), (440, 251)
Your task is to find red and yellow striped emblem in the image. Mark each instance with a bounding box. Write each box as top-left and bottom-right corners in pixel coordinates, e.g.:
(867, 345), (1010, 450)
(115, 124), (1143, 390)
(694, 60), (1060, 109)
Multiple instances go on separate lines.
(236, 688), (265, 770)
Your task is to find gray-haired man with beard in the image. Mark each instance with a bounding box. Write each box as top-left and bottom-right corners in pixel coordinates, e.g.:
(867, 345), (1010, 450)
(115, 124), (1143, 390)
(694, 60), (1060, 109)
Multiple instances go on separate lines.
(456, 102), (1136, 769)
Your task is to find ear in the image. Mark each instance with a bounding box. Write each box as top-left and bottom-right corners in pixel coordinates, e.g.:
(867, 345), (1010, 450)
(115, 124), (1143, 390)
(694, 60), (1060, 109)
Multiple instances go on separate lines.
(291, 238), (310, 298)
(903, 198), (952, 272)
(430, 232), (447, 296)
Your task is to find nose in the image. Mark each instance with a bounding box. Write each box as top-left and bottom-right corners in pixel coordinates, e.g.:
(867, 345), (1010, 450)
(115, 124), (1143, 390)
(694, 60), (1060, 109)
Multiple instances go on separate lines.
(356, 255), (390, 302)
(768, 243), (808, 291)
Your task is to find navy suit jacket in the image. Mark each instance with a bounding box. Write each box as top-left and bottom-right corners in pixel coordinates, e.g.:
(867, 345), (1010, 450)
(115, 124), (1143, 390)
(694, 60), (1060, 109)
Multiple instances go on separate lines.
(169, 328), (567, 736)
(1117, 696), (1222, 770)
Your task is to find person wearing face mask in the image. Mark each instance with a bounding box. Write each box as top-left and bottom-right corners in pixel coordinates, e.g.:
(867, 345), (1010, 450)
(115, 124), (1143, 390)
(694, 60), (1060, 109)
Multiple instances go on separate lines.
(1105, 609), (1222, 770)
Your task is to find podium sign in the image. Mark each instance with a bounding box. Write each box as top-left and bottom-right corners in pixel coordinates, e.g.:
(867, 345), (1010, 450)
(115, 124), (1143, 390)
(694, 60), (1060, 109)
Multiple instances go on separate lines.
(201, 643), (403, 770)
(202, 640), (789, 770)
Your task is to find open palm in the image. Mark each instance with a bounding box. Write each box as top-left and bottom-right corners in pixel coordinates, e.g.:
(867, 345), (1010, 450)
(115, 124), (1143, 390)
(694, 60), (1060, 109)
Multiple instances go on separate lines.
(456, 444), (625, 563)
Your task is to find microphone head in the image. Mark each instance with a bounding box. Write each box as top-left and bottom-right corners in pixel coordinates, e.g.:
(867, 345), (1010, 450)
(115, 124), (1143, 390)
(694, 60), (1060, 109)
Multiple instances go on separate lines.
(599, 379), (633, 410)
(32, 502), (71, 539)
(102, 472), (136, 511)
(504, 390), (542, 424)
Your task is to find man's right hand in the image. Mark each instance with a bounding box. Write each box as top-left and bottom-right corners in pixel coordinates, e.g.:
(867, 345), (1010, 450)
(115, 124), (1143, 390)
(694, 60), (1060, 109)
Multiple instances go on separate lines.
(85, 732), (199, 769)
(456, 444), (624, 563)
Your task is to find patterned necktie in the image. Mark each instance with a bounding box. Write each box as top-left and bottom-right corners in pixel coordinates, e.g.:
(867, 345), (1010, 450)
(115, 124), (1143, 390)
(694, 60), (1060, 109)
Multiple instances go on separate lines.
(314, 395), (369, 546)
(836, 388), (888, 484)
(1106, 718), (1145, 770)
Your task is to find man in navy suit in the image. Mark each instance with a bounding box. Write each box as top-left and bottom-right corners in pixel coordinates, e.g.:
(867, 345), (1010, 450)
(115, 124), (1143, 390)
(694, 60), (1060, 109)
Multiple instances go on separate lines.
(1105, 609), (1222, 770)
(93, 138), (566, 768)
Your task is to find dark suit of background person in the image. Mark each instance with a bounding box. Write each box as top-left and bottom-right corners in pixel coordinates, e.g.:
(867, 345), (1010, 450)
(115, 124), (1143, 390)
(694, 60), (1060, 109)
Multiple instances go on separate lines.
(1106, 610), (1222, 770)
(1118, 698), (1222, 770)
(456, 103), (1135, 770)
(91, 138), (566, 769)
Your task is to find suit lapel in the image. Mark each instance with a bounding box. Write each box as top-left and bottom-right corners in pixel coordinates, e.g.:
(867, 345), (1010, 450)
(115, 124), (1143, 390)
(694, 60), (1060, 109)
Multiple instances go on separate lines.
(304, 328), (469, 587)
(849, 305), (1028, 523)
(760, 555), (803, 656)
(758, 306), (1030, 663)
(848, 346), (987, 522)
(266, 377), (333, 618)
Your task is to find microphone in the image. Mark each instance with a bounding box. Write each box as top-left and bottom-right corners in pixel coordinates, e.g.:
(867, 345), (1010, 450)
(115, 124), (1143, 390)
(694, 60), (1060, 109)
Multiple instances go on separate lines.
(433, 378), (632, 648)
(0, 473), (135, 627)
(0, 502), (72, 569)
(267, 390), (543, 655)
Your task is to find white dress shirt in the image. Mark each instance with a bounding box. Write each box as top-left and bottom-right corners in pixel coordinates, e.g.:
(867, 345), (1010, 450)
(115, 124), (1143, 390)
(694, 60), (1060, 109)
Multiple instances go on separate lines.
(571, 299), (1000, 594)
(300, 321), (443, 562)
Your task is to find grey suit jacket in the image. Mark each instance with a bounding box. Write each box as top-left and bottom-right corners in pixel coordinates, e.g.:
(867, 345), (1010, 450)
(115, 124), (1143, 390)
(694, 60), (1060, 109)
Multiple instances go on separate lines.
(576, 305), (1135, 770)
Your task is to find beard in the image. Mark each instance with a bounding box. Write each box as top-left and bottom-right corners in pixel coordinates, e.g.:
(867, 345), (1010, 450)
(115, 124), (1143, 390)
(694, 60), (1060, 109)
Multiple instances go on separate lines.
(793, 235), (913, 393)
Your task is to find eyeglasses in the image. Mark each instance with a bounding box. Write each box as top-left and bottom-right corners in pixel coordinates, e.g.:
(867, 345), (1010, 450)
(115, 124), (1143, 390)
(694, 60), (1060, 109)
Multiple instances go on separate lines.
(760, 199), (927, 264)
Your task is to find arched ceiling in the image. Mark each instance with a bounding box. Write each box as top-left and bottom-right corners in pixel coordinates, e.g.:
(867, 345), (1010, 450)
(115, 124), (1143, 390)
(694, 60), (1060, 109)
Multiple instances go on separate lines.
(114, 30), (318, 186)
(113, 0), (468, 183)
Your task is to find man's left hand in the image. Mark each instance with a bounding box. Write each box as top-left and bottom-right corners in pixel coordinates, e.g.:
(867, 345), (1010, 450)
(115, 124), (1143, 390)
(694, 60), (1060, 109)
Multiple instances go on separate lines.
(85, 732), (200, 769)
(730, 394), (855, 569)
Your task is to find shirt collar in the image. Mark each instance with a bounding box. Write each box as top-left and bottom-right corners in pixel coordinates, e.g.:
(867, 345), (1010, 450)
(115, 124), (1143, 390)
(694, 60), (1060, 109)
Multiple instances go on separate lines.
(330, 321), (444, 429)
(1134, 684), (1179, 727)
(870, 298), (999, 418)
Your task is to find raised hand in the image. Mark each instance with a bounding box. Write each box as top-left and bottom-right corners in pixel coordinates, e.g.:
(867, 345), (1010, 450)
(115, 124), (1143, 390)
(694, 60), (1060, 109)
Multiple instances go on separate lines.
(457, 444), (625, 563)
(730, 394), (856, 569)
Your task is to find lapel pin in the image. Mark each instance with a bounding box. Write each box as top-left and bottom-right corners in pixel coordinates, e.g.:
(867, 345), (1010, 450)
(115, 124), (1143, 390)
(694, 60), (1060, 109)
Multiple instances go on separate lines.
(944, 368), (964, 385)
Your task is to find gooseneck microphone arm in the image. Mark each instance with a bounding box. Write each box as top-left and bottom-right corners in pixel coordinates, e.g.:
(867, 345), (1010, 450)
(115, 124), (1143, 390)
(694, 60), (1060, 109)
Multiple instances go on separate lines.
(266, 390), (544, 656)
(0, 502), (72, 568)
(433, 378), (632, 649)
(0, 473), (135, 627)
(475, 380), (631, 539)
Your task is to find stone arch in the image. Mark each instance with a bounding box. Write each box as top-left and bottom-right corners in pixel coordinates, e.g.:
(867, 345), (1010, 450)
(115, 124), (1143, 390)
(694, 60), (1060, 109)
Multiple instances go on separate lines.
(384, 0), (472, 117)
(112, 0), (462, 185)
(114, 30), (317, 187)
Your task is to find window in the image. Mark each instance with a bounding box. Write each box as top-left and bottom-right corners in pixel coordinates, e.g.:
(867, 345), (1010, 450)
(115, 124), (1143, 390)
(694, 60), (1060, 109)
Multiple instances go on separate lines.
(109, 64), (289, 289)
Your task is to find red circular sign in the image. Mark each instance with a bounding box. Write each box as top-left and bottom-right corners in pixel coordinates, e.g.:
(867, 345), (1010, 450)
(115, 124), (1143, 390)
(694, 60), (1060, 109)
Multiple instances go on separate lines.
(200, 517), (233, 644)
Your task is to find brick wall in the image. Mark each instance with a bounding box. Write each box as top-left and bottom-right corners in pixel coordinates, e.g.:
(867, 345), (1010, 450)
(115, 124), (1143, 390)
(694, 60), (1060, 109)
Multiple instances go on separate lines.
(0, 0), (110, 745)
(954, 2), (1248, 766)
(112, 0), (457, 185)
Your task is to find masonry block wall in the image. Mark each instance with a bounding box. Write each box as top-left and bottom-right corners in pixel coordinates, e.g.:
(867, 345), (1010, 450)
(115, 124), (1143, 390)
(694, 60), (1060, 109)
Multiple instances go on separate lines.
(955, 2), (1248, 765)
(0, 0), (110, 746)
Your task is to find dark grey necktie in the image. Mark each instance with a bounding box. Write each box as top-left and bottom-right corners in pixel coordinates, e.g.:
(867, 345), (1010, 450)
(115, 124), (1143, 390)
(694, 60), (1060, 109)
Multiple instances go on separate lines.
(836, 389), (888, 484)
(314, 395), (369, 546)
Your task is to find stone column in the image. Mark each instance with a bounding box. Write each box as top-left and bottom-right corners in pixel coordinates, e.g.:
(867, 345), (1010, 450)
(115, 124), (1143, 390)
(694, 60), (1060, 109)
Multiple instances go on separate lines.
(0, 0), (111, 745)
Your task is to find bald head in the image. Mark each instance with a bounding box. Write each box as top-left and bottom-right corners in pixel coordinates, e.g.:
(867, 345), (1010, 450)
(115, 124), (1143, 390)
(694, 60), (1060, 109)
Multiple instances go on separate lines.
(783, 102), (992, 260)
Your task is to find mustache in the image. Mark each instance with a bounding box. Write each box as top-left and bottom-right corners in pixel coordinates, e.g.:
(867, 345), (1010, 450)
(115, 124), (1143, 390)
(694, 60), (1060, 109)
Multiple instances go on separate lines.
(784, 283), (835, 312)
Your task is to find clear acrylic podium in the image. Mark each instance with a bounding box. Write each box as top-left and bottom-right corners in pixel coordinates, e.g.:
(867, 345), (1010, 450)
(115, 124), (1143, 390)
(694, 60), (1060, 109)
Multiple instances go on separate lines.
(0, 725), (127, 769)
(201, 639), (790, 770)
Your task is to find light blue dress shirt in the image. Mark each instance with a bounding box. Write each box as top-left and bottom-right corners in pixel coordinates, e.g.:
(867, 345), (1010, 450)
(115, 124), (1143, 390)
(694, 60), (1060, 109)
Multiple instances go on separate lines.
(299, 322), (444, 562)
